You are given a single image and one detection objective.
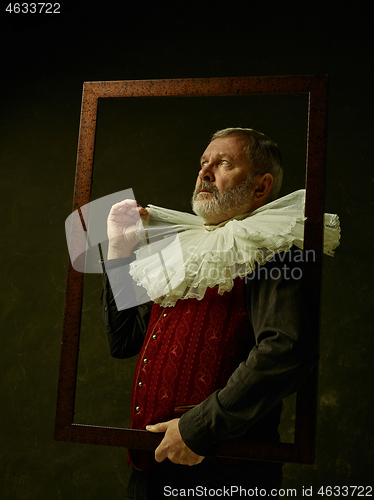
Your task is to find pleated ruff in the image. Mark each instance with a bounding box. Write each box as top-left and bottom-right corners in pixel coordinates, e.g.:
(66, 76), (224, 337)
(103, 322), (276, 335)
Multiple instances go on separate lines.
(130, 189), (341, 308)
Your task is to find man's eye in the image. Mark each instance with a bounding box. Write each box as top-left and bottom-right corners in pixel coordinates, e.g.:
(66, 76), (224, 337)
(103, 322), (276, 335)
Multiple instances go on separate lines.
(221, 160), (230, 166)
(201, 162), (208, 168)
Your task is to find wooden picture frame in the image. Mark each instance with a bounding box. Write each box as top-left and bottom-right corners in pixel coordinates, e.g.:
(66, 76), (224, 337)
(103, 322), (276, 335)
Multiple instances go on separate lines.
(55, 75), (328, 464)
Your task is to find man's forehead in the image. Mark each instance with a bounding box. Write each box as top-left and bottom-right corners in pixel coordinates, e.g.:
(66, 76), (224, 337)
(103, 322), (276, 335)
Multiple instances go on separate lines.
(201, 137), (247, 159)
(200, 150), (234, 160)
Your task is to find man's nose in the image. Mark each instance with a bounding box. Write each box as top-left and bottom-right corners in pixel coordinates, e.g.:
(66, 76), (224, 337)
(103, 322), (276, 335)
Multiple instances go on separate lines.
(199, 163), (215, 182)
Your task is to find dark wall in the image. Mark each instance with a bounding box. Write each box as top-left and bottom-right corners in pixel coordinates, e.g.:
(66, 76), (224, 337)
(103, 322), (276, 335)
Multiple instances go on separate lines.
(1, 1), (372, 498)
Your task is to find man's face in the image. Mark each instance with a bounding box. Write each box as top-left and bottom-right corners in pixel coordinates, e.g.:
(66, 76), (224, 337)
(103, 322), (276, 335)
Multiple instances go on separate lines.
(192, 135), (254, 224)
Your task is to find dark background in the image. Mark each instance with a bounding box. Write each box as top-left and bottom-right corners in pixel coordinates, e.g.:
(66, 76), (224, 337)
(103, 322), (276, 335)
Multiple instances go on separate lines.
(1, 1), (373, 498)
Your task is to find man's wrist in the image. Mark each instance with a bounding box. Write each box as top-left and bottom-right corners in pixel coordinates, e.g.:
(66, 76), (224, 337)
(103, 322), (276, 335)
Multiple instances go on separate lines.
(179, 406), (216, 457)
(107, 245), (131, 259)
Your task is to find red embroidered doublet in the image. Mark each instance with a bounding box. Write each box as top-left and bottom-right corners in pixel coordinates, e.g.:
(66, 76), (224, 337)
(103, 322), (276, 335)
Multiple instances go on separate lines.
(129, 277), (255, 469)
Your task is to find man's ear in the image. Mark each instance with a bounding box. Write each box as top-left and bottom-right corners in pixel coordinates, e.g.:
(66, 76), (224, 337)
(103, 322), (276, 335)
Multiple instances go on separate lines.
(251, 173), (273, 210)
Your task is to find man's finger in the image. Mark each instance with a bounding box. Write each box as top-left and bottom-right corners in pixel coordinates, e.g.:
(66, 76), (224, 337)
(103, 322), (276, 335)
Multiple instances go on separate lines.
(146, 422), (168, 433)
(138, 207), (149, 216)
(154, 443), (167, 463)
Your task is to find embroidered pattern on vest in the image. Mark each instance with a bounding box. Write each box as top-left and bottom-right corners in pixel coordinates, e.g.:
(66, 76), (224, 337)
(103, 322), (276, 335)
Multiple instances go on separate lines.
(129, 277), (254, 470)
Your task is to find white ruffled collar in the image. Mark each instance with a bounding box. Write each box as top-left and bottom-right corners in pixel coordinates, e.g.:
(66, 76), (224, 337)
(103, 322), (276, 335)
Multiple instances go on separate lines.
(129, 189), (340, 307)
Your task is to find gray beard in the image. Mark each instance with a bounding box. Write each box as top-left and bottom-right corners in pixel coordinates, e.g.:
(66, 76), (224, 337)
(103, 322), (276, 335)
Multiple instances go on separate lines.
(191, 174), (254, 222)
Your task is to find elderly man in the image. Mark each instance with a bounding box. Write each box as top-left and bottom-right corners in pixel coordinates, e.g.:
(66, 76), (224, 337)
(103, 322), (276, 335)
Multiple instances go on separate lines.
(101, 128), (321, 499)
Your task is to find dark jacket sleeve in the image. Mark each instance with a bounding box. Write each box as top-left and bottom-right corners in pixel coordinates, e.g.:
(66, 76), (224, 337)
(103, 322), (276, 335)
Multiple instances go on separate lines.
(101, 258), (153, 359)
(178, 252), (319, 456)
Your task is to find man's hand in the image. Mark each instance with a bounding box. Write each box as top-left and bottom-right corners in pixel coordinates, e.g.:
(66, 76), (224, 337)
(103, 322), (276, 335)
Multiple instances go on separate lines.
(146, 418), (204, 466)
(107, 199), (149, 259)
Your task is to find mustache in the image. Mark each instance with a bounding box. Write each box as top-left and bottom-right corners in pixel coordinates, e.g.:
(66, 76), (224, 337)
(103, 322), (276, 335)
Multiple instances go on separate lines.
(194, 181), (219, 198)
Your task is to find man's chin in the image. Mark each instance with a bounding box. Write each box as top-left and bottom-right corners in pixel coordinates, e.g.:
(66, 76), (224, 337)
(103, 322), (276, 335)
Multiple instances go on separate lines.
(193, 200), (218, 220)
(192, 200), (209, 217)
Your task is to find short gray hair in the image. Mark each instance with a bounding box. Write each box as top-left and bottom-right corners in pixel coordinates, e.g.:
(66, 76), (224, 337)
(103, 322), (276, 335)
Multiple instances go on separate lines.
(210, 127), (283, 202)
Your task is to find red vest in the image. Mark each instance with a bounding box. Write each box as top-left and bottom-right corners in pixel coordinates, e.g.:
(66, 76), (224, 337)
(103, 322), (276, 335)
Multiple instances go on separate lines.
(129, 277), (255, 470)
